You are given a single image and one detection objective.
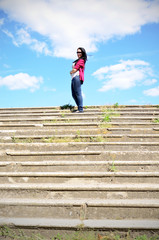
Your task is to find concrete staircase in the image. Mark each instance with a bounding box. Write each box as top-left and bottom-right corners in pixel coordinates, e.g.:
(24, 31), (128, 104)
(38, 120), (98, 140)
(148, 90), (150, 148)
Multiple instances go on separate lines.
(0, 105), (159, 231)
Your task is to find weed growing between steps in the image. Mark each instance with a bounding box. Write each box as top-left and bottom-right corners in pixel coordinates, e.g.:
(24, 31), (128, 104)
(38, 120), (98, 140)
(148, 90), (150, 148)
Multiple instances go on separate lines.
(153, 119), (159, 123)
(60, 104), (75, 111)
(42, 136), (108, 143)
(102, 114), (111, 122)
(108, 160), (118, 172)
(99, 123), (112, 129)
(101, 107), (120, 123)
(0, 227), (159, 240)
(113, 102), (119, 108)
(10, 131), (112, 144)
(11, 134), (121, 143)
(61, 113), (66, 118)
(12, 137), (34, 143)
(43, 119), (74, 124)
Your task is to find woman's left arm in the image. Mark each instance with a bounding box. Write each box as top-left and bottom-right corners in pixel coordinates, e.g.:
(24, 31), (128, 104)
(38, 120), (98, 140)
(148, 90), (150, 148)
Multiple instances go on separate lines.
(70, 68), (78, 75)
(70, 59), (84, 75)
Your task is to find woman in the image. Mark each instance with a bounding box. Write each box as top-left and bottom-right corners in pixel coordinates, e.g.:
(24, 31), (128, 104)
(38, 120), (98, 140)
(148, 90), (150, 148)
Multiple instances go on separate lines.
(70, 47), (87, 113)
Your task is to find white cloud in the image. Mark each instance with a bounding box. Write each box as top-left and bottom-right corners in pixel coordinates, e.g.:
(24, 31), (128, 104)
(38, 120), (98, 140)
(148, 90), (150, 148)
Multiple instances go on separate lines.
(92, 59), (155, 92)
(16, 28), (52, 56)
(3, 28), (52, 56)
(0, 73), (43, 91)
(143, 86), (159, 96)
(0, 18), (4, 26)
(43, 87), (56, 92)
(0, 0), (159, 58)
(3, 64), (10, 68)
(2, 29), (19, 46)
(143, 78), (157, 86)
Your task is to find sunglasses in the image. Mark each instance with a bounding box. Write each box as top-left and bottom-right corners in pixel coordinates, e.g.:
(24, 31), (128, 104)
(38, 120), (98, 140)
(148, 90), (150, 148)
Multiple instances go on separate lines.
(77, 51), (82, 54)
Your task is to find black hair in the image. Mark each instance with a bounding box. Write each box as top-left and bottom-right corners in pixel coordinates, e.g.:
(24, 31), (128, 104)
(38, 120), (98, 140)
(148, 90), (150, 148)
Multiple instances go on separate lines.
(73, 47), (87, 64)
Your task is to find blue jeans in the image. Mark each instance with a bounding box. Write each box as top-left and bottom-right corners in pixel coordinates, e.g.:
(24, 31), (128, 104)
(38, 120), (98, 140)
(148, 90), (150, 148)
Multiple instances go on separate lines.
(71, 76), (83, 111)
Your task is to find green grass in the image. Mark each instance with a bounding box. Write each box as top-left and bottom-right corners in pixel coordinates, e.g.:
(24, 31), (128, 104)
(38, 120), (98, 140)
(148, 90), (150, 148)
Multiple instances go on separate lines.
(153, 118), (159, 123)
(101, 107), (120, 123)
(60, 104), (74, 110)
(0, 227), (159, 240)
(102, 114), (111, 122)
(99, 123), (112, 129)
(43, 119), (57, 123)
(43, 119), (73, 124)
(10, 135), (111, 143)
(101, 107), (114, 113)
(42, 135), (107, 143)
(12, 137), (33, 143)
(113, 102), (119, 108)
(108, 160), (117, 172)
(61, 113), (66, 118)
(76, 130), (81, 136)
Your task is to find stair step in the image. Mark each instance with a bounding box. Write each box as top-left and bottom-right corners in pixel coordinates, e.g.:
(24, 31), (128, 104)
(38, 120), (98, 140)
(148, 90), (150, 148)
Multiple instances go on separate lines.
(0, 199), (158, 220)
(0, 160), (158, 172)
(1, 134), (158, 143)
(0, 217), (158, 230)
(0, 187), (157, 199)
(0, 116), (158, 122)
(0, 122), (158, 130)
(2, 150), (159, 161)
(3, 134), (159, 138)
(0, 112), (159, 118)
(0, 183), (158, 190)
(108, 127), (159, 133)
(0, 128), (159, 136)
(0, 105), (158, 111)
(1, 198), (158, 207)
(0, 172), (158, 183)
(0, 122), (99, 128)
(1, 141), (159, 152)
(1, 171), (159, 177)
(1, 160), (158, 166)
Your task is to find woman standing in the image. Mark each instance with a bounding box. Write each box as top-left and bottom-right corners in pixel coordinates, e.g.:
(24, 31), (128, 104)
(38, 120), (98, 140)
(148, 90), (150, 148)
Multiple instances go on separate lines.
(70, 47), (87, 113)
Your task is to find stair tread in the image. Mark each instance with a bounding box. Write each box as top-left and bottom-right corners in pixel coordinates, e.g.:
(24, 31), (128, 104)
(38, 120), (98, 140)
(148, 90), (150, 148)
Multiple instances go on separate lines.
(0, 217), (158, 229)
(0, 183), (159, 190)
(0, 198), (158, 206)
(1, 160), (159, 166)
(0, 171), (159, 177)
(5, 149), (159, 156)
(2, 134), (159, 138)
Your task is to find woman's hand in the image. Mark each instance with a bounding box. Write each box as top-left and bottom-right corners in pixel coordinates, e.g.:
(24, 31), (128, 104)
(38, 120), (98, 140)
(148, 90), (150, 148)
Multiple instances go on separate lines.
(70, 69), (77, 75)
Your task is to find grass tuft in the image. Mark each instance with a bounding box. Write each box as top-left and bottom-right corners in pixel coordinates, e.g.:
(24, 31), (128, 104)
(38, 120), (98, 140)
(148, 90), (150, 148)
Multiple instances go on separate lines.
(153, 118), (159, 123)
(102, 114), (111, 122)
(60, 104), (74, 111)
(108, 161), (117, 172)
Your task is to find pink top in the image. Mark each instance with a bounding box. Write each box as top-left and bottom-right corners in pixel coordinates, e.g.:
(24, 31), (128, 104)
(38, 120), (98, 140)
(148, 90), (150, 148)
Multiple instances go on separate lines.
(74, 59), (85, 82)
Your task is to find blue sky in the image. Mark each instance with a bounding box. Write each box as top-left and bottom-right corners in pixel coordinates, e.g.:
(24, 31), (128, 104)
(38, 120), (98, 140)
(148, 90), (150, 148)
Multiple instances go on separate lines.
(0, 0), (159, 108)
